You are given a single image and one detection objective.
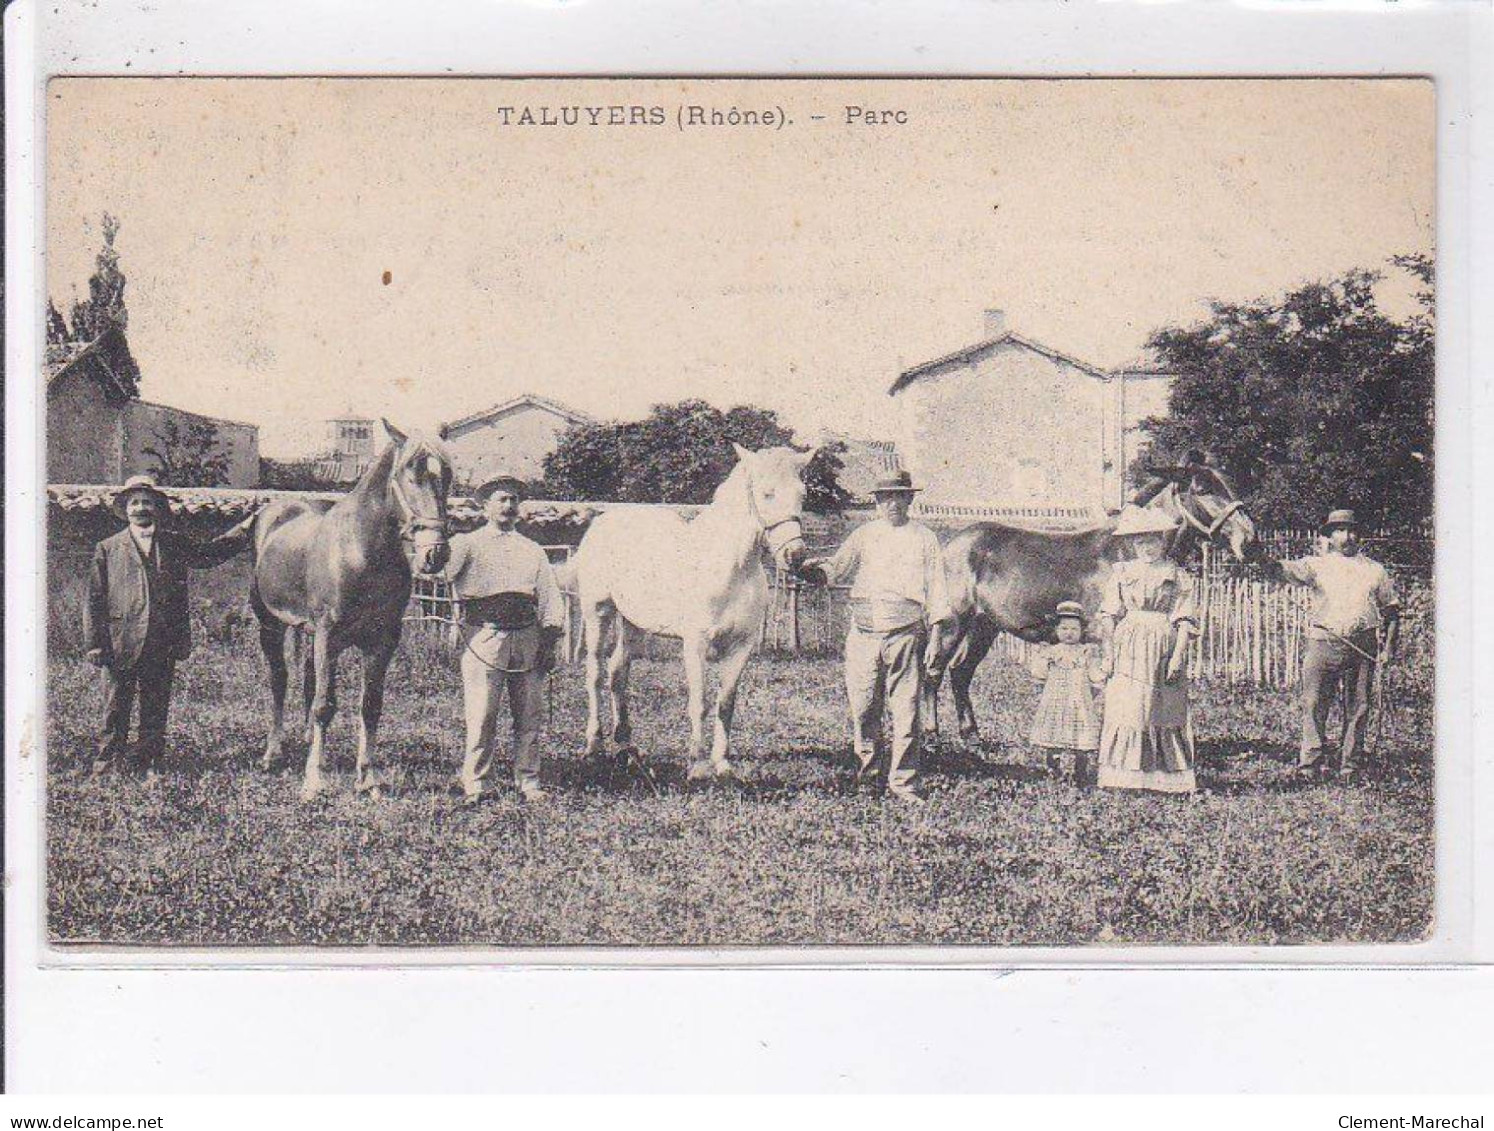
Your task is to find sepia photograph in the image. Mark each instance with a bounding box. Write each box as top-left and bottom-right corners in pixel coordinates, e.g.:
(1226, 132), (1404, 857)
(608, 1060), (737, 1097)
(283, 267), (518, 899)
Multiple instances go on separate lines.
(41, 77), (1435, 949)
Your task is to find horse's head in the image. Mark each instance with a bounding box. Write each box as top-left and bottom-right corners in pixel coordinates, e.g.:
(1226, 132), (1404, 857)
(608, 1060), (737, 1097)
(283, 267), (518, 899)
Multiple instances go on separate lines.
(1139, 458), (1258, 562)
(732, 442), (812, 570)
(382, 418), (452, 575)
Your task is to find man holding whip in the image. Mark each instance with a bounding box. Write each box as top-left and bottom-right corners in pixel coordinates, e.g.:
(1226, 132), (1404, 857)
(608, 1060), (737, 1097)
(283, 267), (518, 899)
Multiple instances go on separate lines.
(1268, 508), (1400, 782)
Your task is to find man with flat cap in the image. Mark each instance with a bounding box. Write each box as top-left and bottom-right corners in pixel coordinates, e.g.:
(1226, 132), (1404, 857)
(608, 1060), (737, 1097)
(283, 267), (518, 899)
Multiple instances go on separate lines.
(800, 469), (953, 803)
(444, 474), (564, 803)
(1268, 508), (1400, 781)
(84, 474), (251, 777)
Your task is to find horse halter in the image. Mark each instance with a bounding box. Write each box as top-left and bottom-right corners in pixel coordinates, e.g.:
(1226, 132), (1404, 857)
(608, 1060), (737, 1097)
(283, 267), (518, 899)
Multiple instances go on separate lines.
(1176, 482), (1243, 540)
(742, 468), (806, 558)
(388, 454), (450, 545)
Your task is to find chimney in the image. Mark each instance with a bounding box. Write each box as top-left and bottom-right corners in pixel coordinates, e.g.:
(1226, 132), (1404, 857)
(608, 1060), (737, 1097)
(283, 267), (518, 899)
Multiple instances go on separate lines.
(983, 308), (1007, 339)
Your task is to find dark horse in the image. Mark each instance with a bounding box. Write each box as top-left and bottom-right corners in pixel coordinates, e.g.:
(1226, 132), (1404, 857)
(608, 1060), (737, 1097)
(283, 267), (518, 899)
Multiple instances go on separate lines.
(249, 421), (452, 800)
(924, 459), (1260, 743)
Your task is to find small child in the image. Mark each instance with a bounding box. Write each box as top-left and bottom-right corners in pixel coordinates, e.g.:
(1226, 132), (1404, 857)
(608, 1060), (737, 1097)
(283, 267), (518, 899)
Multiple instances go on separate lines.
(1027, 600), (1107, 788)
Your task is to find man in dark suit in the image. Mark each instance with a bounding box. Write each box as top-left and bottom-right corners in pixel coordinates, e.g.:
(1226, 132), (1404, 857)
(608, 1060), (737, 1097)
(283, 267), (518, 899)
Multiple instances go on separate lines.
(83, 475), (250, 776)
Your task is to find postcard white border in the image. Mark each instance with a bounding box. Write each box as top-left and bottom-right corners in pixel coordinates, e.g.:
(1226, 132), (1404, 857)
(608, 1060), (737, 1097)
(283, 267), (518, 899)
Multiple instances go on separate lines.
(6, 0), (1492, 1091)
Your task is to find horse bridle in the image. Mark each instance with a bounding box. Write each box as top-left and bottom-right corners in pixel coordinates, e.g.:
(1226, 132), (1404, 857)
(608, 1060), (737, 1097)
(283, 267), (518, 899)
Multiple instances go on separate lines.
(761, 515), (805, 557)
(388, 456), (450, 545)
(743, 469), (806, 558)
(1175, 482), (1243, 540)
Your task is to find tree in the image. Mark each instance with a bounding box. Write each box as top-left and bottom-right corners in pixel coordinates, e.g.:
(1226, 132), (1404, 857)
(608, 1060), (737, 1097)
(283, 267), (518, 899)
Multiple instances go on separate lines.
(143, 417), (232, 487)
(1135, 257), (1433, 536)
(259, 455), (343, 492)
(68, 213), (129, 340)
(50, 213), (141, 396)
(542, 399), (850, 512)
(46, 299), (69, 347)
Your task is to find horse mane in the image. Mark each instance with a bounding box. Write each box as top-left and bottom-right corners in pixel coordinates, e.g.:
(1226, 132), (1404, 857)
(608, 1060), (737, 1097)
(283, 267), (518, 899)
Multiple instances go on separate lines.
(348, 430), (454, 508)
(348, 439), (399, 508)
(709, 458), (751, 511)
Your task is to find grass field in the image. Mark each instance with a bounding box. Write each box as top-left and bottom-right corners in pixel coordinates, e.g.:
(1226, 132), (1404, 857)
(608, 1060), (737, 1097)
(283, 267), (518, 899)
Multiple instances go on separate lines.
(45, 618), (1434, 948)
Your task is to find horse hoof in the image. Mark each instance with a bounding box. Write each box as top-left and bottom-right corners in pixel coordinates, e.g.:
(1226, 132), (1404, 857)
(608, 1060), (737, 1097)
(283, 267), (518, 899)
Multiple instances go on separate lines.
(298, 781), (325, 804)
(712, 760), (740, 780)
(686, 759), (715, 782)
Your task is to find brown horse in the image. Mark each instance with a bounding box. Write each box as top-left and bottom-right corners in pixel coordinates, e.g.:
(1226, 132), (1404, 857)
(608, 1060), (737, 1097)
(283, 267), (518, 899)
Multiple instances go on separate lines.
(924, 461), (1259, 743)
(249, 420), (452, 800)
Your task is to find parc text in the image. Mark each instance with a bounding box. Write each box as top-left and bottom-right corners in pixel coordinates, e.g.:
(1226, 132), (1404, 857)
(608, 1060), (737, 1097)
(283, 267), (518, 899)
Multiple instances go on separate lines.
(492, 104), (910, 132)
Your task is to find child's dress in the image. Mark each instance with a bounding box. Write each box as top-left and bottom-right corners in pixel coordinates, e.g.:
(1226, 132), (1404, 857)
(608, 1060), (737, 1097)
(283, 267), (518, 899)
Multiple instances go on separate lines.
(1028, 642), (1106, 751)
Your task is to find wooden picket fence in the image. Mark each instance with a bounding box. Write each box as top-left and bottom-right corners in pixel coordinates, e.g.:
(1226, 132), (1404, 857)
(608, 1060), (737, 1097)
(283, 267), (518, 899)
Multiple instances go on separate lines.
(412, 565), (1316, 688)
(991, 571), (1315, 689)
(407, 540), (1420, 691)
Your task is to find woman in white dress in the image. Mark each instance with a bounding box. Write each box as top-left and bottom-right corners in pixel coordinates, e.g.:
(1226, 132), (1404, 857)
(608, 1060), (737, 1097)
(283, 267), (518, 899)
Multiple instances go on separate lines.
(1096, 507), (1200, 794)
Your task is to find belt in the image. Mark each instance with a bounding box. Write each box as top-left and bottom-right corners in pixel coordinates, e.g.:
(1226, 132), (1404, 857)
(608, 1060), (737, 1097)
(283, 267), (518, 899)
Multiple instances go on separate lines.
(850, 598), (925, 634)
(461, 592), (538, 631)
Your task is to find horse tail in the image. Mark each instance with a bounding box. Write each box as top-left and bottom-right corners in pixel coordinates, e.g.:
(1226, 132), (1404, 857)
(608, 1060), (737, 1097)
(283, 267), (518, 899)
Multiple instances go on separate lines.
(554, 554), (579, 596)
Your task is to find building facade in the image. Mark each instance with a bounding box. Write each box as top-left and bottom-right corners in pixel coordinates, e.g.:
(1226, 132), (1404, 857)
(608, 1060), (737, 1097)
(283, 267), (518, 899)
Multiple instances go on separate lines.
(317, 415), (379, 483)
(47, 327), (260, 487)
(890, 310), (1172, 516)
(440, 393), (595, 488)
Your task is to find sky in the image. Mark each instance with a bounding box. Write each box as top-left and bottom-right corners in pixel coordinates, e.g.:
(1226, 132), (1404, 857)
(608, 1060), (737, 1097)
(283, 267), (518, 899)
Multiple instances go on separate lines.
(47, 78), (1434, 457)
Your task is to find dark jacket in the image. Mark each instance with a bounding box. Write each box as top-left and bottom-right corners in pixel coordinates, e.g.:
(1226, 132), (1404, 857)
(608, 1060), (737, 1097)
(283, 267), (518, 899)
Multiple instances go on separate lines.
(84, 527), (244, 671)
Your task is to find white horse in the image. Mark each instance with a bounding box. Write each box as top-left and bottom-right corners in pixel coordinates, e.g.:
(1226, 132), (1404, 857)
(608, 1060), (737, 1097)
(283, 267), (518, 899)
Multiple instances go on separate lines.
(571, 444), (813, 780)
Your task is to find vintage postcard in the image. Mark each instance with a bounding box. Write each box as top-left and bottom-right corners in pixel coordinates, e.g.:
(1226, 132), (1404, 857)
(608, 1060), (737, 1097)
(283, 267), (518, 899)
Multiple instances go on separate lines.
(42, 77), (1435, 950)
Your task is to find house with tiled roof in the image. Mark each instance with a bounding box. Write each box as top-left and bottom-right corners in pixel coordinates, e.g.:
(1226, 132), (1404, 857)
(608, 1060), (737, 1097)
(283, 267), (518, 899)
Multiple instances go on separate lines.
(890, 310), (1175, 516)
(46, 324), (260, 487)
(439, 393), (596, 488)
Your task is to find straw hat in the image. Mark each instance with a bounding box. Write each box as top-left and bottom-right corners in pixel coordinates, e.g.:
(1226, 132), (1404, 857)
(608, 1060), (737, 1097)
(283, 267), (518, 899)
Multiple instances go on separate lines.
(474, 475), (528, 503)
(1054, 600), (1086, 622)
(109, 474), (170, 520)
(1111, 505), (1179, 538)
(1320, 508), (1358, 534)
(870, 469), (922, 495)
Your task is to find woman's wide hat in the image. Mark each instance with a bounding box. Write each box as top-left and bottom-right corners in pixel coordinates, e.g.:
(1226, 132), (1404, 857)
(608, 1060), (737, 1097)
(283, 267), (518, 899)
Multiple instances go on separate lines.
(110, 474), (171, 520)
(1320, 508), (1358, 534)
(1111, 505), (1180, 538)
(474, 475), (529, 503)
(871, 469), (922, 495)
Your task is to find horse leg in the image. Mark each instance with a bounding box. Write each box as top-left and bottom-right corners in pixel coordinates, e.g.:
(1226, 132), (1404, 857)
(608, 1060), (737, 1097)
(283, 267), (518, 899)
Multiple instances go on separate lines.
(709, 639), (754, 778)
(608, 619), (640, 763)
(922, 616), (967, 744)
(951, 617), (1000, 745)
(301, 630), (337, 802)
(254, 599), (288, 771)
(355, 638), (396, 798)
(301, 642), (316, 744)
(581, 601), (611, 760)
(303, 636), (338, 744)
(683, 633), (714, 781)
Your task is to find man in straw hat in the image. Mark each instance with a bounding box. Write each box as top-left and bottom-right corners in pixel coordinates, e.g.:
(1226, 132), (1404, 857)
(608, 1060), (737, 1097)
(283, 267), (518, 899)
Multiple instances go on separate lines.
(1268, 508), (1400, 781)
(83, 474), (251, 777)
(800, 469), (953, 803)
(443, 474), (564, 804)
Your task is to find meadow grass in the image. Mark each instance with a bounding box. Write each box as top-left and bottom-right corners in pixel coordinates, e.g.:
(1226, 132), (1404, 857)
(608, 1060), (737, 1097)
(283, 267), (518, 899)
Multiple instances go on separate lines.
(45, 627), (1433, 948)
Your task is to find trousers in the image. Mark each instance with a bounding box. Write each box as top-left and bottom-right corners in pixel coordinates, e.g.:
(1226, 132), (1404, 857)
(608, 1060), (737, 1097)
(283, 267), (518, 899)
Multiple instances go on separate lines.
(459, 643), (544, 795)
(1299, 631), (1377, 772)
(98, 653), (176, 768)
(844, 622), (925, 791)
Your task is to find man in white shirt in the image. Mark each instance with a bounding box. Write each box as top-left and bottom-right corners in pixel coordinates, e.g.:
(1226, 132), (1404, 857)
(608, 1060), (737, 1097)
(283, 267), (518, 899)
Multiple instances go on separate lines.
(1271, 508), (1400, 780)
(445, 475), (565, 803)
(801, 470), (953, 802)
